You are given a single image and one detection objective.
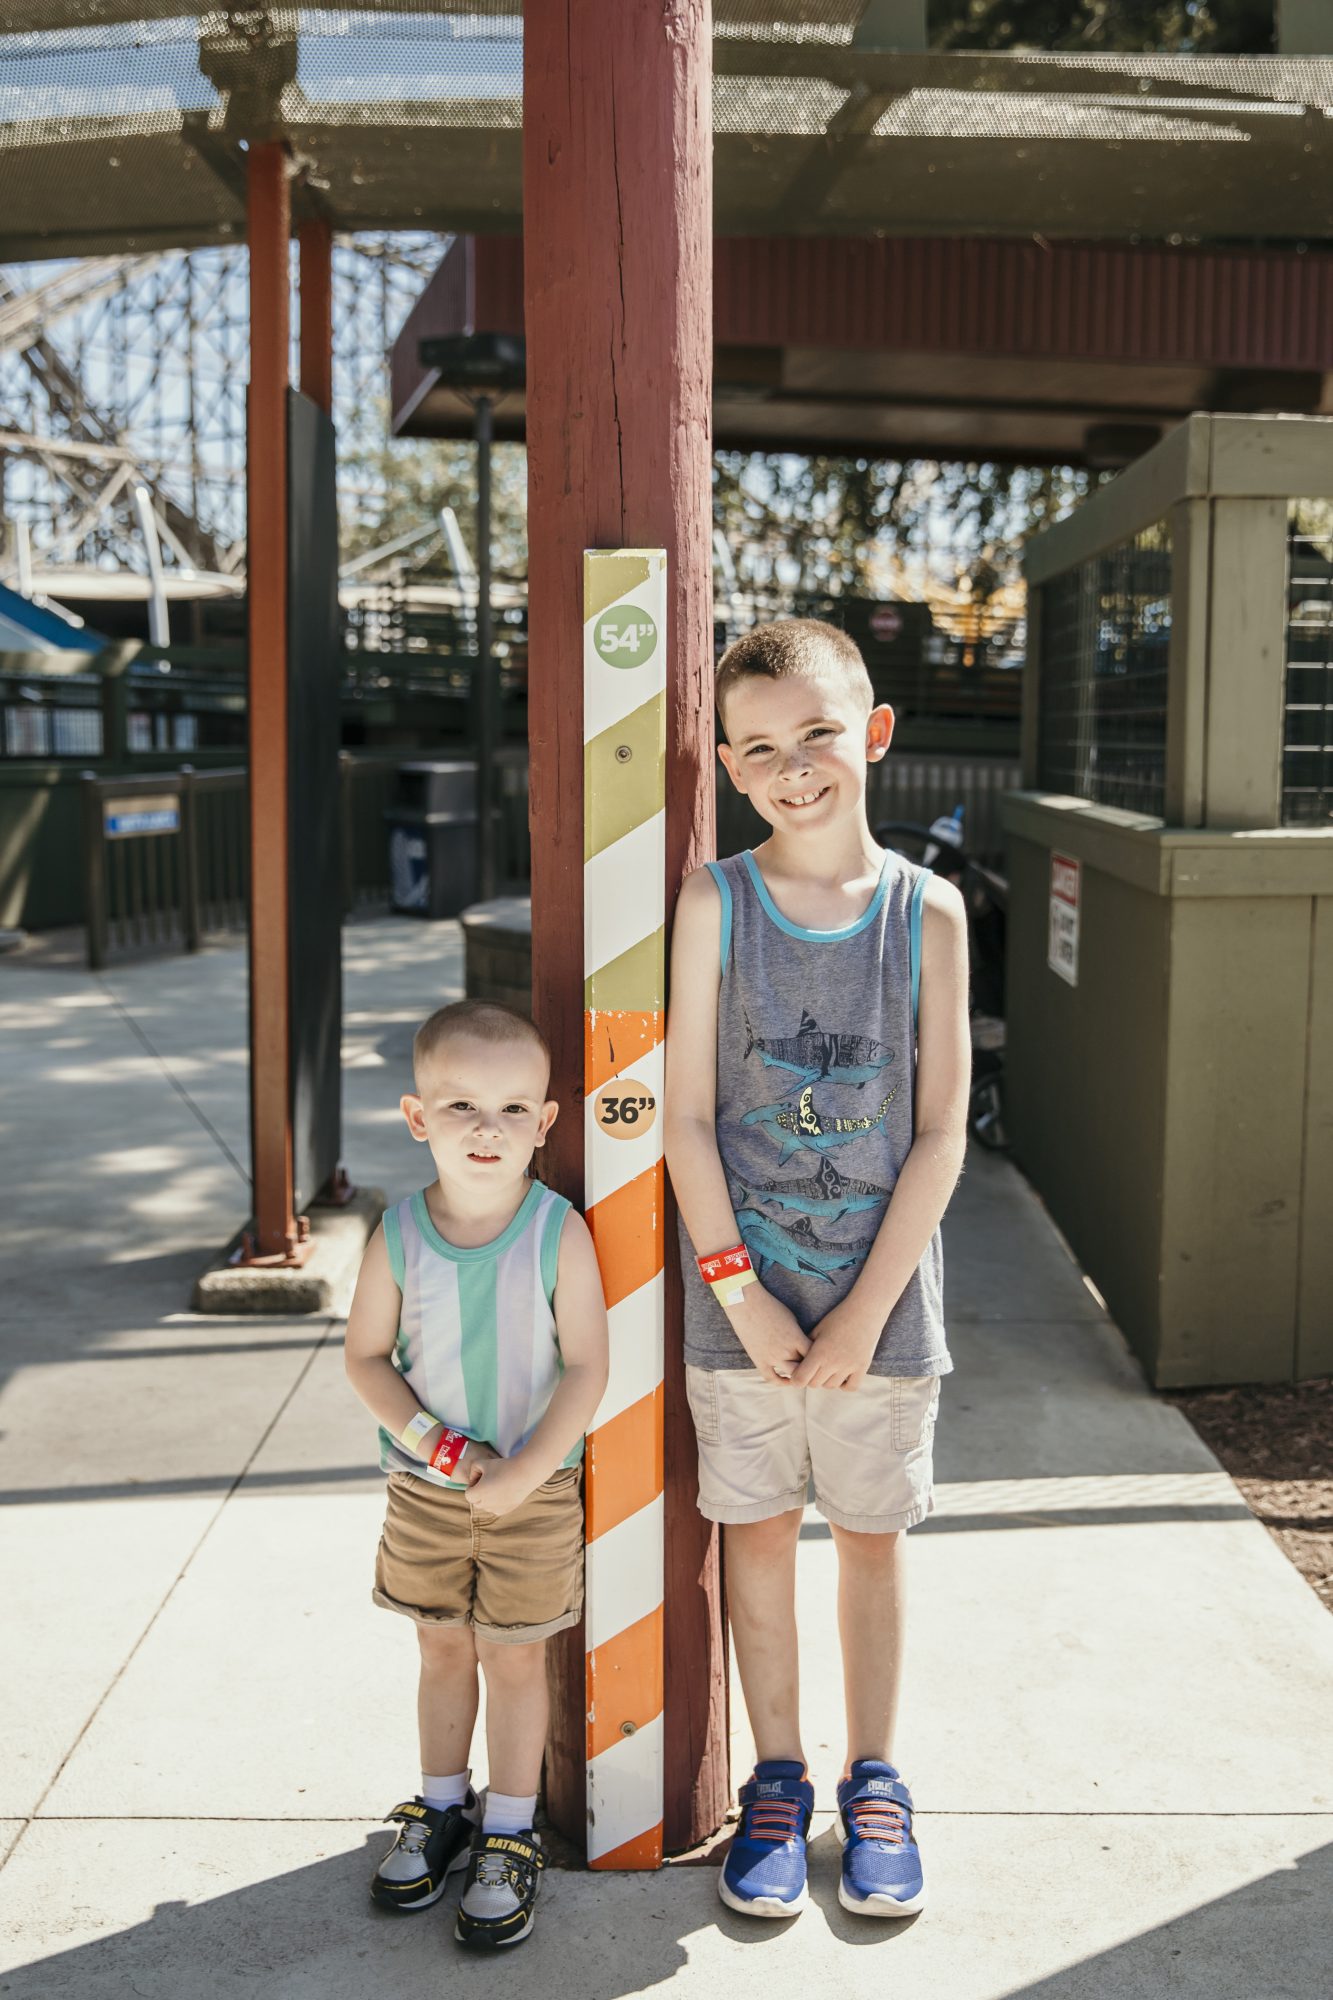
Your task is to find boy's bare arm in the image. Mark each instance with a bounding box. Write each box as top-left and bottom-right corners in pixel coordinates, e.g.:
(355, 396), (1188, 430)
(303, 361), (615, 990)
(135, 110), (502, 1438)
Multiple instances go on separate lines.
(467, 1210), (610, 1517)
(794, 875), (970, 1390)
(664, 867), (810, 1384)
(343, 1225), (494, 1466)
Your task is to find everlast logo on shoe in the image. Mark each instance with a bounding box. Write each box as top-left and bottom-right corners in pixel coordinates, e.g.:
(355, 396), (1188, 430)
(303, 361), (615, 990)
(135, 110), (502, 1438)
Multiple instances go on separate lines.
(756, 1782), (786, 1796)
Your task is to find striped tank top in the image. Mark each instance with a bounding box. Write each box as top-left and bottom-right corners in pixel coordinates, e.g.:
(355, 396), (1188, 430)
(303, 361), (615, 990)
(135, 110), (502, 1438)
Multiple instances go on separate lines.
(379, 1179), (578, 1489)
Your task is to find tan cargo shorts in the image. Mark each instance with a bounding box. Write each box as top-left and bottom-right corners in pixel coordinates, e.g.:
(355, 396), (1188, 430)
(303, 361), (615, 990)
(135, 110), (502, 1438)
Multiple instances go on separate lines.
(686, 1365), (941, 1533)
(373, 1464), (584, 1645)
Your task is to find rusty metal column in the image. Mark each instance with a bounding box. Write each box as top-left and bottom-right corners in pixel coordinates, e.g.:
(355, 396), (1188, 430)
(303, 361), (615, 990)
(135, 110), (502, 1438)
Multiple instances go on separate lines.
(525, 0), (724, 1855)
(297, 217), (334, 415)
(246, 142), (297, 1258)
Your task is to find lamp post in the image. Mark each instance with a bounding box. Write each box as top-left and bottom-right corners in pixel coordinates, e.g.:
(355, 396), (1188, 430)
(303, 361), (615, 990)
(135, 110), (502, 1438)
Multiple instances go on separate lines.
(418, 333), (525, 903)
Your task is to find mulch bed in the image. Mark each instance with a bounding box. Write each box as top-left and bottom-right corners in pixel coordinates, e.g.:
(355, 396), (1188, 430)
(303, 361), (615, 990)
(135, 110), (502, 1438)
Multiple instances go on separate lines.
(1165, 1377), (1333, 1615)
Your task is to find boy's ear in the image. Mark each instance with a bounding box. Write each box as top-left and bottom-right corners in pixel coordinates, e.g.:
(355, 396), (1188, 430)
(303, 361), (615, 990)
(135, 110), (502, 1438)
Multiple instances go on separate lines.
(400, 1093), (429, 1143)
(717, 741), (748, 794)
(866, 703), (895, 762)
(534, 1099), (560, 1148)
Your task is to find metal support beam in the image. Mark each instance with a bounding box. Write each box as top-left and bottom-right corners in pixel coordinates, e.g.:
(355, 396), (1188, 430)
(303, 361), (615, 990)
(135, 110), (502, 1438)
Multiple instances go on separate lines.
(245, 141), (299, 1261)
(298, 218), (335, 416)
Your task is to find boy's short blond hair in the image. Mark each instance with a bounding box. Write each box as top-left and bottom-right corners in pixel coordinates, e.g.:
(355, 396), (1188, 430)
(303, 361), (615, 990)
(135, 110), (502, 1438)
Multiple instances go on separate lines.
(412, 1000), (551, 1088)
(715, 618), (874, 729)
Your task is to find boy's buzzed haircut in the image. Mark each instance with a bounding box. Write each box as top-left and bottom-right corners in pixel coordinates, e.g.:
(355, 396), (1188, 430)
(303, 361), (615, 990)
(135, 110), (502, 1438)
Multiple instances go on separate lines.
(715, 618), (874, 727)
(413, 999), (550, 1086)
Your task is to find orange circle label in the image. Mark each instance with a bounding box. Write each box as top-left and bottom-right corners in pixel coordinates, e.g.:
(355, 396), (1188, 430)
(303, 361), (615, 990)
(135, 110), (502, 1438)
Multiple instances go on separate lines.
(593, 1078), (658, 1140)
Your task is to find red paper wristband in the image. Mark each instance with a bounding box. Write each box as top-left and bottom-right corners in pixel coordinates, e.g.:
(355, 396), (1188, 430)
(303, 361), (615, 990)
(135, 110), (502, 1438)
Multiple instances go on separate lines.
(697, 1245), (753, 1285)
(428, 1427), (469, 1479)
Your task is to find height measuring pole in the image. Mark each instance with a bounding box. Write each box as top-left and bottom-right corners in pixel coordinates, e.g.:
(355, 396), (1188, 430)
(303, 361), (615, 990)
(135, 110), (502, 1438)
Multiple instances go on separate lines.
(583, 551), (668, 1867)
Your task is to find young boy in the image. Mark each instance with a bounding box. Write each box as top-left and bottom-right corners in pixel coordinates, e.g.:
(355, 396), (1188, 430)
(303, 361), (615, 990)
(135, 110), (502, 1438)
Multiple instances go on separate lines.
(664, 619), (969, 1920)
(345, 999), (609, 1950)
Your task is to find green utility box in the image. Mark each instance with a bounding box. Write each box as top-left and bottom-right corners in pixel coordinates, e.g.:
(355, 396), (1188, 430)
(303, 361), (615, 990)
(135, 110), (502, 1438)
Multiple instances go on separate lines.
(1006, 415), (1333, 1388)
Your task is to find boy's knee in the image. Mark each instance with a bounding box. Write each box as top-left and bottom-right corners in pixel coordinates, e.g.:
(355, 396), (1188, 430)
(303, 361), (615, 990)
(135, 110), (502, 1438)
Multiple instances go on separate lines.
(829, 1523), (903, 1565)
(476, 1635), (547, 1681)
(726, 1509), (803, 1559)
(416, 1620), (477, 1668)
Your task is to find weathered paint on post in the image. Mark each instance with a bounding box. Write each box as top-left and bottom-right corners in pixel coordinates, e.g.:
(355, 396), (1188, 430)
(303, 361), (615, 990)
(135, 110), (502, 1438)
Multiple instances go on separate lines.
(523, 0), (725, 1855)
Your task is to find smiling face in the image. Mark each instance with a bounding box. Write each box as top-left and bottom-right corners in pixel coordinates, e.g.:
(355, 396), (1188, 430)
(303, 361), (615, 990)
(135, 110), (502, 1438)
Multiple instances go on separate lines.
(400, 1032), (558, 1193)
(717, 670), (894, 837)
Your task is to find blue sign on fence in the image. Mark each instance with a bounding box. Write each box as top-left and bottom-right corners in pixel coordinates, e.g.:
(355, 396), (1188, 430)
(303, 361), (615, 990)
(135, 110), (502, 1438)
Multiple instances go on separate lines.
(104, 797), (180, 839)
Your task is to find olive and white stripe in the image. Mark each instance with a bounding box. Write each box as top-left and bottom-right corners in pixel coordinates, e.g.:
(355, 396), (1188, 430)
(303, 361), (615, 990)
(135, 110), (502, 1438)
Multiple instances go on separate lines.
(582, 548), (667, 1870)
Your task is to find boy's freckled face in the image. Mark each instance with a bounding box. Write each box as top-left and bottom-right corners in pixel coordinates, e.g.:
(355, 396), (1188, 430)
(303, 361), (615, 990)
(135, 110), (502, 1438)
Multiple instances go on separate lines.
(718, 674), (892, 833)
(402, 1034), (558, 1184)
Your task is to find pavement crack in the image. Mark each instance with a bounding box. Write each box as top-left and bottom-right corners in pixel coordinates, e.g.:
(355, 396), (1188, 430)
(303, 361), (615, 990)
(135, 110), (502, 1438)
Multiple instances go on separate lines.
(4, 1316), (337, 1874)
(96, 974), (250, 1190)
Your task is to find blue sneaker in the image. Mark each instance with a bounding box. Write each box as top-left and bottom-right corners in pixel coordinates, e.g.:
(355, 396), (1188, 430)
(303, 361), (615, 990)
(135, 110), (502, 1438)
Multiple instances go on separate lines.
(719, 1760), (814, 1918)
(836, 1761), (925, 1916)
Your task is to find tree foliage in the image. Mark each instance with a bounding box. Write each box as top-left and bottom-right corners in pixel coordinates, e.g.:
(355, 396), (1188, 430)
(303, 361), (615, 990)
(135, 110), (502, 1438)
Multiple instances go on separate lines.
(930, 0), (1274, 53)
(712, 452), (1101, 618)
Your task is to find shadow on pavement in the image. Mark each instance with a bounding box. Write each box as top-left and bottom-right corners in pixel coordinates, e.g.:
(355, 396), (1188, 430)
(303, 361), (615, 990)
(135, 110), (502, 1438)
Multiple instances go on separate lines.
(4, 1830), (1330, 1998)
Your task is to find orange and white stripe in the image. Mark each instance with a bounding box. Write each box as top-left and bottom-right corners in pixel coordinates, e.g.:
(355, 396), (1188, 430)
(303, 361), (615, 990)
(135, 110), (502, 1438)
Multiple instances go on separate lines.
(582, 549), (667, 1869)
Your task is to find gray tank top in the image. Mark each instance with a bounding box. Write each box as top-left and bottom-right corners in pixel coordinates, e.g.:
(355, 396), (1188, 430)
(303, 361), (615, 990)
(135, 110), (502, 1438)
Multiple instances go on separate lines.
(679, 848), (950, 1378)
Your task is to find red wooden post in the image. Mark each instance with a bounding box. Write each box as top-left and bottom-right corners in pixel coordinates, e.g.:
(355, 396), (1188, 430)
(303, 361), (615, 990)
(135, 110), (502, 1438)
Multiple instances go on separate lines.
(297, 218), (335, 416)
(525, 0), (727, 1852)
(246, 143), (297, 1258)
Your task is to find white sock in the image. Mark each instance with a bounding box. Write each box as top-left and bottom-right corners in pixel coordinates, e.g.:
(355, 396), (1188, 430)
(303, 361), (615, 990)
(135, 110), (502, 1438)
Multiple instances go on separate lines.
(483, 1789), (538, 1836)
(422, 1770), (471, 1813)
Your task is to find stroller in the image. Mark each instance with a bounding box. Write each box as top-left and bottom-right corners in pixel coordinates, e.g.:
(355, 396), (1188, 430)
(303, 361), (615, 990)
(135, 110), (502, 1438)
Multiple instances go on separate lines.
(873, 806), (1009, 1151)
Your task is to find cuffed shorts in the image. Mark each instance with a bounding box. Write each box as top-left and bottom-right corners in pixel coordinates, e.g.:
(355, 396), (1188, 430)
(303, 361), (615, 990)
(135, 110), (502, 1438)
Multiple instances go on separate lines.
(373, 1464), (584, 1645)
(685, 1365), (940, 1533)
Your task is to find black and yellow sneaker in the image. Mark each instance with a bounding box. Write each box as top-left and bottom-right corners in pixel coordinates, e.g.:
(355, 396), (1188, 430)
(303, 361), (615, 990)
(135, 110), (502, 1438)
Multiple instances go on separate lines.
(371, 1795), (479, 1912)
(454, 1828), (545, 1949)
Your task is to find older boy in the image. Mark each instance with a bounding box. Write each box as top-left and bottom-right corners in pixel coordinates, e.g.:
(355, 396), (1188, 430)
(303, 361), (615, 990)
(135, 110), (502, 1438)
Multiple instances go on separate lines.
(345, 1000), (608, 1950)
(664, 620), (969, 1919)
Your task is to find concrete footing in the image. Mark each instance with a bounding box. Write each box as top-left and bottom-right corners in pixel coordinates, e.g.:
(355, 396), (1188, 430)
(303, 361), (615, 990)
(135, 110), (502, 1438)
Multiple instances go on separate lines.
(192, 1188), (384, 1316)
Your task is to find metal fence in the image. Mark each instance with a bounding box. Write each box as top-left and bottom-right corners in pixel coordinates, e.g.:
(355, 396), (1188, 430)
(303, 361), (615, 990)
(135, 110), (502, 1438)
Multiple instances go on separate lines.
(1285, 513), (1333, 828)
(82, 755), (401, 967)
(82, 767), (246, 969)
(1035, 522), (1172, 817)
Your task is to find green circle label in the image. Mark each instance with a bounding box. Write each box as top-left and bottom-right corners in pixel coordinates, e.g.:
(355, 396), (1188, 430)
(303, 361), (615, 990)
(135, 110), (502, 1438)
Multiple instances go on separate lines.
(594, 606), (658, 669)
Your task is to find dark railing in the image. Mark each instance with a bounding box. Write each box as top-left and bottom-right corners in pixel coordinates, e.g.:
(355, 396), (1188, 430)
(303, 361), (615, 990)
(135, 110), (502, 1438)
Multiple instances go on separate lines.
(340, 751), (397, 911)
(1284, 518), (1333, 828)
(81, 767), (247, 969)
(1035, 522), (1172, 817)
(82, 755), (402, 968)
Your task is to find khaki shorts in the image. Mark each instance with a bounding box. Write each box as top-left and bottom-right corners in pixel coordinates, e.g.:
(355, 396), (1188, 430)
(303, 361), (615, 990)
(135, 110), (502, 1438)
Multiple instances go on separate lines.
(686, 1366), (940, 1533)
(373, 1464), (584, 1645)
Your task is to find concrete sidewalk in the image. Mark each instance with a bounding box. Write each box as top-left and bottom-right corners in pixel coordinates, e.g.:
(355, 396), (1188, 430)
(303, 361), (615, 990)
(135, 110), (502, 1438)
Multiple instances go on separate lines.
(1, 916), (1330, 1998)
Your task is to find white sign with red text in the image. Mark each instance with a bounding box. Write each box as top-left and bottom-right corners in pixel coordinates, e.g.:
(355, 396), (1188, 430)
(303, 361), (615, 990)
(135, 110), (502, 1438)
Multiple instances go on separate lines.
(1048, 852), (1080, 987)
